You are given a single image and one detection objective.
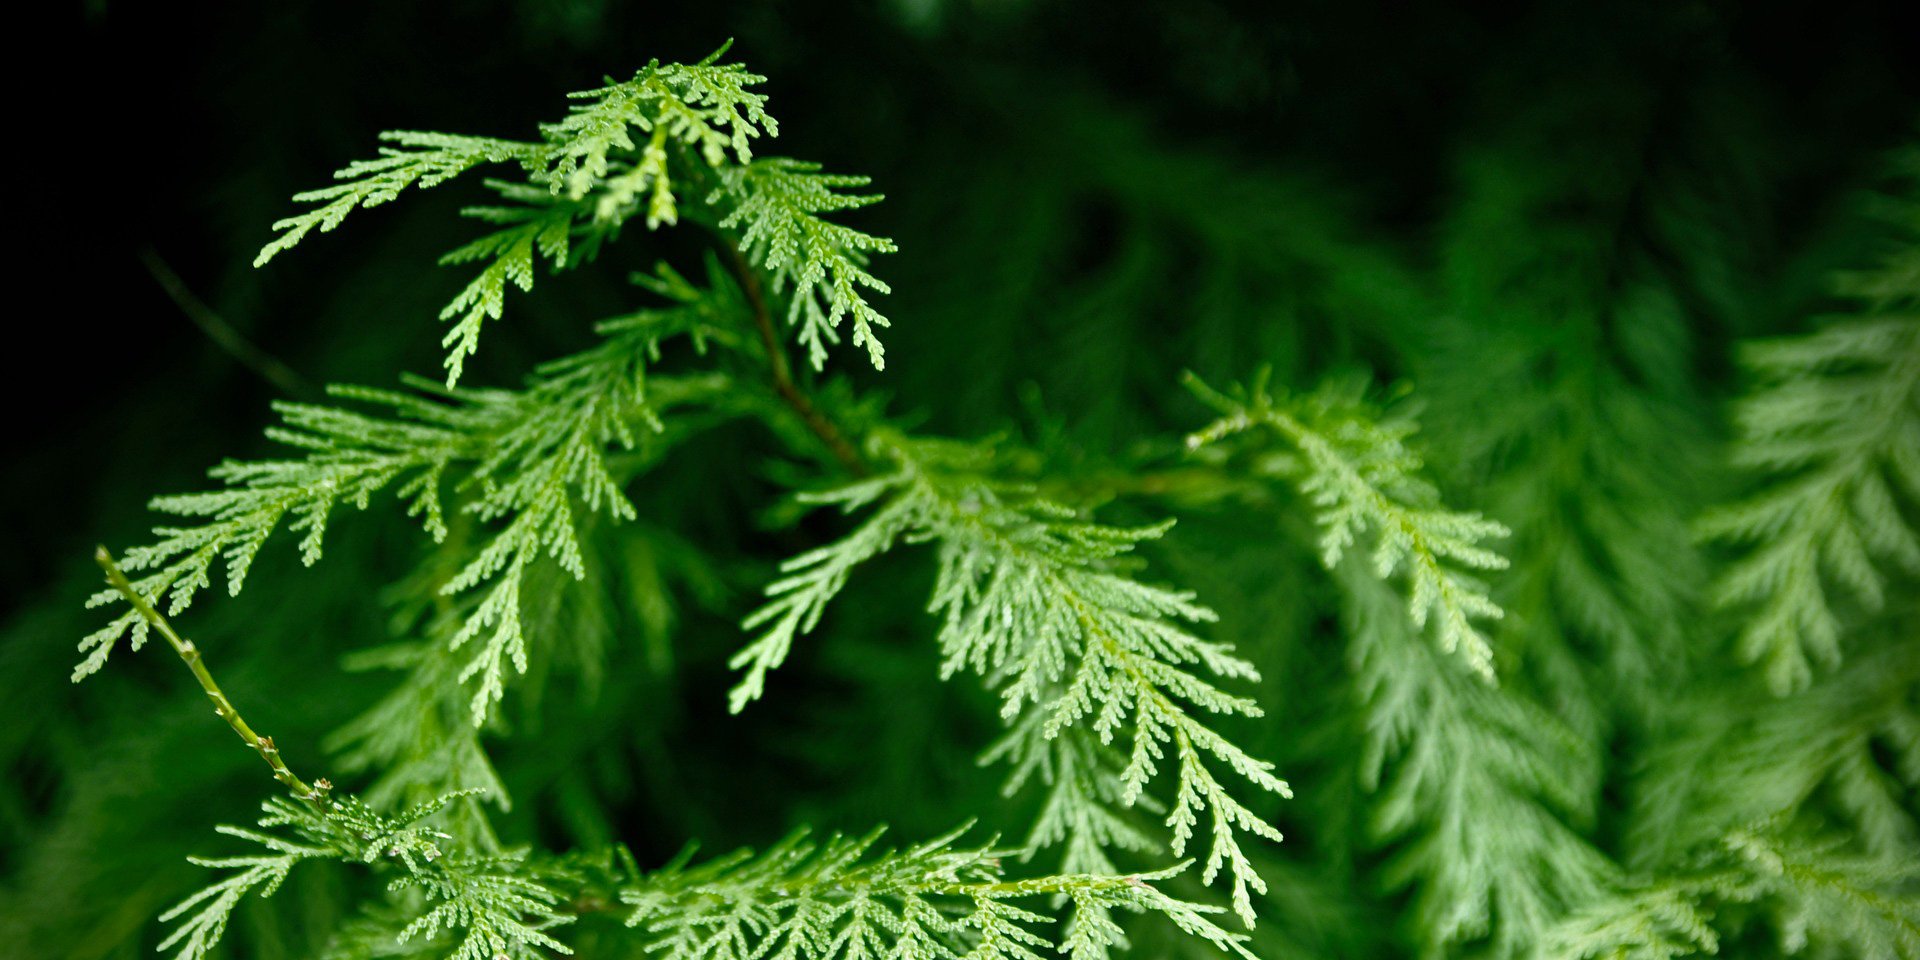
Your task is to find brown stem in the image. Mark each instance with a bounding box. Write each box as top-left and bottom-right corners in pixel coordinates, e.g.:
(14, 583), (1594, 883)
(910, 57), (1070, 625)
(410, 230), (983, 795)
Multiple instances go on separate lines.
(94, 547), (331, 808)
(138, 247), (318, 399)
(718, 241), (869, 476)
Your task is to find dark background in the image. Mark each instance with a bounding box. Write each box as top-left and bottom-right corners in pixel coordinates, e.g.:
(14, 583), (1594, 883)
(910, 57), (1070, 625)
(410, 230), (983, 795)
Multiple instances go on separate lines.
(20, 0), (1917, 599)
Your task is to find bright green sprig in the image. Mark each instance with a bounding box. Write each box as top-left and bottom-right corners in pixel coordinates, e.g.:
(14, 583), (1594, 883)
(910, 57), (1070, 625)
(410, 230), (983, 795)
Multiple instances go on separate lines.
(987, 723), (1164, 878)
(714, 159), (897, 370)
(1185, 371), (1510, 679)
(256, 49), (770, 256)
(158, 815), (335, 960)
(1722, 825), (1920, 959)
(619, 826), (1255, 960)
(256, 50), (760, 385)
(544, 45), (775, 205)
(162, 793), (573, 960)
(78, 265), (738, 721)
(730, 435), (1288, 925)
(105, 497), (1257, 960)
(325, 635), (510, 837)
(254, 46), (892, 385)
(174, 804), (1260, 960)
(1541, 882), (1723, 960)
(253, 132), (548, 269)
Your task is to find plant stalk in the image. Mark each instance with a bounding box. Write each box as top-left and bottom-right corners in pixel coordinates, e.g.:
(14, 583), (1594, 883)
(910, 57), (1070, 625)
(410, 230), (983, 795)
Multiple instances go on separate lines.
(94, 546), (329, 807)
(717, 239), (869, 476)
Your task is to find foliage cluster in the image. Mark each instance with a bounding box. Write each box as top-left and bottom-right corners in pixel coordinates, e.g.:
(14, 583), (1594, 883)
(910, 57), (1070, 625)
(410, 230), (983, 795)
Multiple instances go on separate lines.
(9, 5), (1920, 960)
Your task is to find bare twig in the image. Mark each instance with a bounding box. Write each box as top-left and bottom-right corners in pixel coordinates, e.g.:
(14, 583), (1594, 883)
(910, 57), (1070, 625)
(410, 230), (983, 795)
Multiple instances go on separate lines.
(139, 246), (317, 398)
(716, 239), (869, 476)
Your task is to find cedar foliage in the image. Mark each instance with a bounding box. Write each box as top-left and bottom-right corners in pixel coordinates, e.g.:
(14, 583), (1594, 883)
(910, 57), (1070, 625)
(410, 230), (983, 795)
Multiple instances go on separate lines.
(8, 3), (1920, 960)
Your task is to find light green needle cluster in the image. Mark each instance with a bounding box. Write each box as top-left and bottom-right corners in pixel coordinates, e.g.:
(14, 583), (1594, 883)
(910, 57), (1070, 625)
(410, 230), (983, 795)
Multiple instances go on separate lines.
(160, 792), (573, 960)
(254, 44), (888, 385)
(731, 435), (1288, 925)
(715, 159), (897, 369)
(620, 826), (1255, 960)
(1185, 372), (1510, 679)
(1338, 559), (1612, 955)
(78, 262), (740, 722)
(172, 794), (1261, 960)
(69, 51), (1290, 960)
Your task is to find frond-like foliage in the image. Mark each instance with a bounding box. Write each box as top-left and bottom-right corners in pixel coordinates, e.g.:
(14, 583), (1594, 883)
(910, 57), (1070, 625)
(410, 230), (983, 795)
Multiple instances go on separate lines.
(619, 826), (1253, 960)
(1185, 372), (1509, 678)
(1726, 826), (1920, 959)
(1629, 632), (1920, 876)
(78, 263), (742, 720)
(36, 30), (1920, 960)
(542, 48), (776, 207)
(1549, 824), (1920, 960)
(986, 724), (1164, 878)
(1421, 68), (1748, 743)
(1541, 883), (1722, 960)
(254, 45), (886, 384)
(1171, 368), (1606, 956)
(1337, 559), (1612, 957)
(158, 825), (334, 960)
(391, 865), (574, 960)
(1593, 619), (1920, 960)
(160, 792), (572, 960)
(172, 794), (1259, 960)
(731, 435), (1287, 924)
(1701, 167), (1920, 691)
(714, 159), (897, 370)
(253, 133), (548, 268)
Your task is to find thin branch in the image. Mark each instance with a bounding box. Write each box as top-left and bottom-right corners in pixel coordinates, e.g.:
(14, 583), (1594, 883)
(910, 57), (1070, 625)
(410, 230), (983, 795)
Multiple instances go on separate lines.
(94, 546), (331, 807)
(717, 239), (869, 476)
(139, 246), (318, 399)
